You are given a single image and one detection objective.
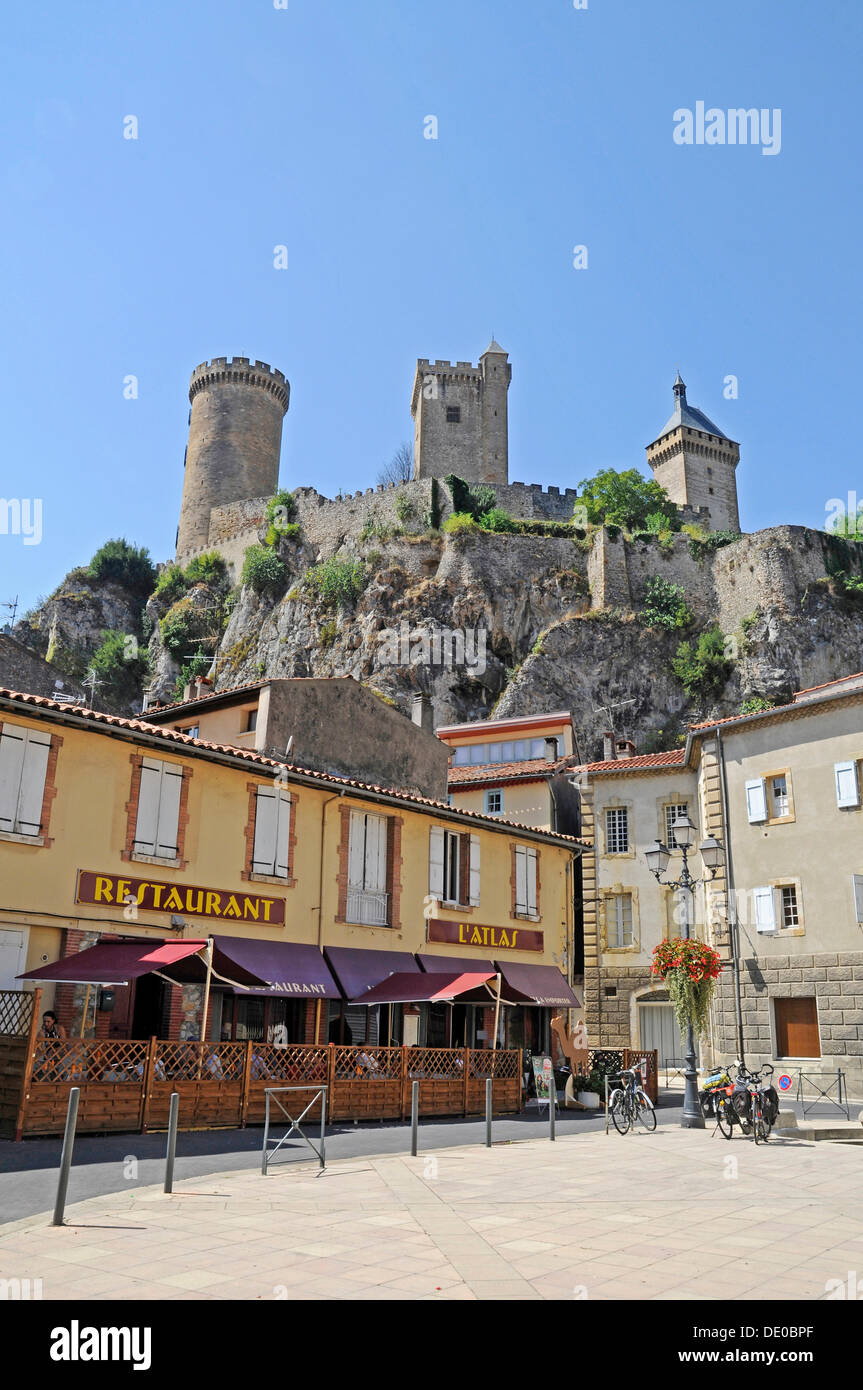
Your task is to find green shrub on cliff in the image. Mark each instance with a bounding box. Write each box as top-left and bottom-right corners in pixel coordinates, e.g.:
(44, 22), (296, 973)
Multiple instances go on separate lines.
(640, 577), (692, 631)
(303, 556), (367, 608)
(242, 544), (288, 594)
(671, 625), (732, 699)
(87, 539), (156, 597)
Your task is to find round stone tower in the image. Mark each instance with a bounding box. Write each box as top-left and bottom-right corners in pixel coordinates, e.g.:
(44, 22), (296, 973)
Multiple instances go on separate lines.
(176, 356), (290, 559)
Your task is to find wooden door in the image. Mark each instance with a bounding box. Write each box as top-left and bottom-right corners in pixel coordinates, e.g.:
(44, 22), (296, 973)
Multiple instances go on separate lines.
(775, 997), (821, 1058)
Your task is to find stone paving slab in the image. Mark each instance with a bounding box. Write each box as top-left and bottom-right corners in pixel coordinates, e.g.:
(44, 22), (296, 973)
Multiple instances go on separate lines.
(1, 1127), (861, 1301)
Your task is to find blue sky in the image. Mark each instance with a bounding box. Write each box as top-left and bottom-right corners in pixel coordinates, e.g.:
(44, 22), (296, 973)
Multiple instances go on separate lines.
(2, 0), (861, 615)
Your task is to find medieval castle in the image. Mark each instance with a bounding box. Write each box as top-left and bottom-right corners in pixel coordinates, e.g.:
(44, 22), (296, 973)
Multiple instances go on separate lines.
(174, 343), (741, 580)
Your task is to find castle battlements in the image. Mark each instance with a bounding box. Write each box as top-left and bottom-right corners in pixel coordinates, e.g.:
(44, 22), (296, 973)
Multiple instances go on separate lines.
(189, 357), (290, 410)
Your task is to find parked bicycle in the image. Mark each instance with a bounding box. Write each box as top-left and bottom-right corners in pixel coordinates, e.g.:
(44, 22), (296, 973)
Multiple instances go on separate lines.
(708, 1062), (778, 1143)
(609, 1066), (657, 1134)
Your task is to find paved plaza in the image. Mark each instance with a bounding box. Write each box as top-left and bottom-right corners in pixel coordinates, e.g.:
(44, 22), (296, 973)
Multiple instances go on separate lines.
(1, 1125), (861, 1301)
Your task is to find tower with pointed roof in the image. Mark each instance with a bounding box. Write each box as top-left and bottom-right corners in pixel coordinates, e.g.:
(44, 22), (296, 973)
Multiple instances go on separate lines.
(646, 374), (740, 532)
(411, 340), (511, 485)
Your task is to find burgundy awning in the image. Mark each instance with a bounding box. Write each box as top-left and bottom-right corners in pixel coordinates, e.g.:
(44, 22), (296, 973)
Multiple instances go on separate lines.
(19, 939), (208, 986)
(350, 971), (496, 1005)
(418, 952), (495, 974)
(159, 937), (341, 998)
(324, 947), (420, 1000)
(495, 962), (581, 1008)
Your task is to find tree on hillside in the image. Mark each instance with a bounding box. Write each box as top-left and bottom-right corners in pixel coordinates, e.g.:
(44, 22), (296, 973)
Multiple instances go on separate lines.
(377, 442), (414, 487)
(574, 468), (679, 532)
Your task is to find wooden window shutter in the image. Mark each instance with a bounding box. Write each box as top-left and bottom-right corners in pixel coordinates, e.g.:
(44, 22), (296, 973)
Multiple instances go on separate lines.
(365, 813), (388, 894)
(514, 845), (528, 914)
(348, 811), (366, 890)
(429, 825), (445, 897)
(468, 834), (481, 906)
(745, 778), (768, 824)
(775, 997), (820, 1059)
(135, 759), (163, 855)
(252, 788), (278, 875)
(0, 725), (27, 832)
(155, 764), (183, 858)
(752, 885), (777, 933)
(853, 874), (863, 924)
(835, 760), (860, 809)
(526, 846), (538, 916)
(274, 793), (291, 879)
(0, 725), (50, 835)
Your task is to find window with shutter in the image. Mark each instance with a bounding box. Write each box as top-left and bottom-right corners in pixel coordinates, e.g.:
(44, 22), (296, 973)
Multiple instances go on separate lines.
(607, 894), (633, 948)
(853, 874), (863, 924)
(835, 760), (860, 809)
(252, 788), (291, 878)
(134, 759), (183, 860)
(745, 779), (768, 824)
(429, 825), (445, 898)
(0, 725), (51, 836)
(514, 845), (528, 915)
(443, 830), (461, 903)
(752, 885), (777, 933)
(526, 846), (538, 916)
(346, 811), (389, 925)
(468, 835), (481, 906)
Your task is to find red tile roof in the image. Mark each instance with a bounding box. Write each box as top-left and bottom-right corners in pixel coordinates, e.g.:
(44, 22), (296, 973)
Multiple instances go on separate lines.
(449, 757), (560, 786)
(571, 750), (688, 775)
(0, 687), (585, 848)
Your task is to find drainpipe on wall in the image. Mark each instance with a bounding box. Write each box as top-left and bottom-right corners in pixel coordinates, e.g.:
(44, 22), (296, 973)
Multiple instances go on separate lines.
(715, 726), (746, 1066)
(314, 790), (345, 1045)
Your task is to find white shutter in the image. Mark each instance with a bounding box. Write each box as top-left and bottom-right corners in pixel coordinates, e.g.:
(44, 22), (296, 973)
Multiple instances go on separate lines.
(155, 764), (183, 857)
(429, 825), (445, 897)
(745, 778), (768, 823)
(365, 814), (388, 893)
(252, 788), (278, 874)
(348, 811), (366, 889)
(853, 875), (863, 924)
(134, 760), (162, 855)
(835, 760), (860, 809)
(274, 793), (291, 879)
(515, 846), (528, 914)
(0, 726), (27, 832)
(753, 885), (777, 933)
(15, 730), (51, 835)
(468, 834), (481, 906)
(526, 847), (538, 916)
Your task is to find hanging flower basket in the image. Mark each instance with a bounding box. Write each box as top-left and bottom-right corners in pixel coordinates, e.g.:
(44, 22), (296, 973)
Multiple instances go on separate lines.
(651, 938), (723, 1039)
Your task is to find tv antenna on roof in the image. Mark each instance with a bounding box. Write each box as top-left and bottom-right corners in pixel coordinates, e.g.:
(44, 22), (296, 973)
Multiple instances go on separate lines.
(81, 668), (103, 709)
(593, 698), (637, 741)
(0, 595), (18, 631)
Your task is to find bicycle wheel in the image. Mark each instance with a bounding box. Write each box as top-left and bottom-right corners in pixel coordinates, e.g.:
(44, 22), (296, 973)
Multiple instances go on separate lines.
(715, 1097), (734, 1140)
(610, 1089), (631, 1134)
(753, 1100), (770, 1145)
(635, 1091), (657, 1131)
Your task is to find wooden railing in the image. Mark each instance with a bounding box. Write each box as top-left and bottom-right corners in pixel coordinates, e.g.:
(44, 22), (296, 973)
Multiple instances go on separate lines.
(13, 1037), (523, 1137)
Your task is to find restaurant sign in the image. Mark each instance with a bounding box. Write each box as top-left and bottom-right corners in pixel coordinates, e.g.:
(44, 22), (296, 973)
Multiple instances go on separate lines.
(76, 870), (285, 925)
(427, 917), (543, 953)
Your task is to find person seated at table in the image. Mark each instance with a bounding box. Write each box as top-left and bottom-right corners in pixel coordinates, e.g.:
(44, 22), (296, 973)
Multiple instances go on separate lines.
(356, 1050), (379, 1076)
(38, 1010), (67, 1040)
(250, 1051), (269, 1080)
(204, 1049), (223, 1079)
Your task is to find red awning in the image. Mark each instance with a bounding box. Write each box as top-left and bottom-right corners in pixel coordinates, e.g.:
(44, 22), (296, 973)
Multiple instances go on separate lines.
(349, 971), (496, 1005)
(324, 947), (421, 1000)
(19, 939), (208, 986)
(418, 952), (495, 974)
(494, 962), (581, 1008)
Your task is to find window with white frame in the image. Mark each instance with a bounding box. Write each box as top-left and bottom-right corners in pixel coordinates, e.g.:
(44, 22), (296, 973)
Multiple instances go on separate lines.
(513, 844), (538, 918)
(429, 826), (480, 907)
(605, 807), (629, 854)
(770, 774), (790, 818)
(0, 724), (51, 837)
(484, 789), (503, 816)
(251, 787), (291, 879)
(607, 893), (633, 948)
(347, 811), (389, 925)
(664, 803), (689, 848)
(134, 758), (184, 859)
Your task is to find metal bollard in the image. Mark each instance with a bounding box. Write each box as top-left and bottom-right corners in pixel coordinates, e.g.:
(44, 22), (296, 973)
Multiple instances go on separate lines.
(549, 1074), (556, 1142)
(410, 1080), (419, 1156)
(485, 1077), (492, 1148)
(164, 1092), (179, 1193)
(52, 1087), (80, 1226)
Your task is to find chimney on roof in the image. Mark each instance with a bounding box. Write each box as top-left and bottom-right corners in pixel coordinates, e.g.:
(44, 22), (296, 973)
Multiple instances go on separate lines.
(544, 737), (558, 763)
(411, 693), (434, 735)
(615, 737), (637, 759)
(602, 730), (615, 761)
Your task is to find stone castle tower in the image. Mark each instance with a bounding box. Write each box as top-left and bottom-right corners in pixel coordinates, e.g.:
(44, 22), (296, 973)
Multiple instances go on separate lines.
(176, 357), (290, 559)
(646, 373), (740, 532)
(411, 340), (511, 485)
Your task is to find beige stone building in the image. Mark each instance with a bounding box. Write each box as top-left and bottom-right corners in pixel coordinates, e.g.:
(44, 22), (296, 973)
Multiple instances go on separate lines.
(577, 672), (863, 1093)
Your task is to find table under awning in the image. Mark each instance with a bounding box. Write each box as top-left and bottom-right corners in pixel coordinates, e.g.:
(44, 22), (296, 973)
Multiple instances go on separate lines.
(494, 962), (581, 1008)
(349, 971), (496, 1006)
(324, 947), (421, 1000)
(19, 939), (208, 986)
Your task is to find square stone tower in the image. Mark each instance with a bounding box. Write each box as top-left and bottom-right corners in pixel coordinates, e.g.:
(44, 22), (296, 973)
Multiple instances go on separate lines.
(646, 374), (740, 532)
(411, 340), (511, 485)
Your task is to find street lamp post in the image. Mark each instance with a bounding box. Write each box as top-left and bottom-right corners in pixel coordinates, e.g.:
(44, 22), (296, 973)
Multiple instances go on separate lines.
(645, 815), (725, 1130)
